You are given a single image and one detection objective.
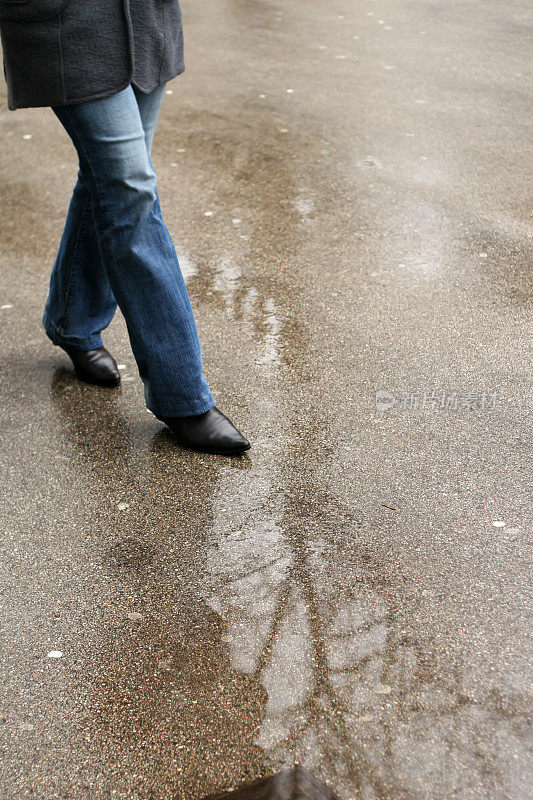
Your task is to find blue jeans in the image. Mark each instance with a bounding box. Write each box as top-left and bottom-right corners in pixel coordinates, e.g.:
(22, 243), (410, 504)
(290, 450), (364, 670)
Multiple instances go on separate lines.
(42, 82), (215, 417)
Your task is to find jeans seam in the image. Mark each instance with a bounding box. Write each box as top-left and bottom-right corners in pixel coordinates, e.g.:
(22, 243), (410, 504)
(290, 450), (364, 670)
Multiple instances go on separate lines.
(57, 189), (90, 335)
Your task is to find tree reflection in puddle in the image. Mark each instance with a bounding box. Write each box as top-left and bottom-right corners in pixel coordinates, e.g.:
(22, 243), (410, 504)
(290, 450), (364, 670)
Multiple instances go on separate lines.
(190, 122), (530, 799)
(207, 471), (529, 800)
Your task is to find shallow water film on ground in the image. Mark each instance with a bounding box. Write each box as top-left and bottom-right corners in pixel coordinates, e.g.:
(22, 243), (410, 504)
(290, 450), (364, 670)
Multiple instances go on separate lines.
(0, 1), (531, 798)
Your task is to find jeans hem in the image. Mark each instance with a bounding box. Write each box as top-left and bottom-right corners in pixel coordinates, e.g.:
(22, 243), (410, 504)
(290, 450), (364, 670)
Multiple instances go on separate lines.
(147, 391), (216, 418)
(42, 311), (103, 351)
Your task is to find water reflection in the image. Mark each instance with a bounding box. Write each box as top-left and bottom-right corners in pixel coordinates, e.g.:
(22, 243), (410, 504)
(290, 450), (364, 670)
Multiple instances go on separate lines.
(208, 481), (530, 799)
(162, 108), (530, 799)
(49, 372), (269, 798)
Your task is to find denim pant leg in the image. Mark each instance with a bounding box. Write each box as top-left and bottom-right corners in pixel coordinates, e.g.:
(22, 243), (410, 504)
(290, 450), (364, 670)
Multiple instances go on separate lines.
(50, 84), (215, 417)
(42, 167), (118, 351)
(42, 84), (168, 352)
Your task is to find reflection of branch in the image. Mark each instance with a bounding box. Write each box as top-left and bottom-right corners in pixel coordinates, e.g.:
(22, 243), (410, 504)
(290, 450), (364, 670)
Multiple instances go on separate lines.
(218, 477), (515, 800)
(299, 555), (390, 799)
(252, 571), (295, 683)
(218, 556), (287, 588)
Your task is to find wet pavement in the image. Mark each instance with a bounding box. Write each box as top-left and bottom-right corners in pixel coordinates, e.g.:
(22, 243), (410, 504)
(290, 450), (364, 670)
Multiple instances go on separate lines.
(0, 1), (532, 799)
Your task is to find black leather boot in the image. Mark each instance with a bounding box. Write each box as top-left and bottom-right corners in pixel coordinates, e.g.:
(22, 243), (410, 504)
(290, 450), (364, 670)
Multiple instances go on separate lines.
(156, 406), (251, 456)
(59, 344), (121, 387)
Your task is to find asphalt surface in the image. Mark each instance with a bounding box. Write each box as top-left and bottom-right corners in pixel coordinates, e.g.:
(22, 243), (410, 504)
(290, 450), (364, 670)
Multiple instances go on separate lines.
(0, 1), (532, 799)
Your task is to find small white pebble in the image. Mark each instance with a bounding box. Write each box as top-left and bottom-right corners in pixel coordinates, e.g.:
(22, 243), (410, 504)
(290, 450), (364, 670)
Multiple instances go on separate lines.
(479, 252), (488, 258)
(171, 162), (178, 167)
(379, 20), (385, 24)
(1, 304), (13, 309)
(176, 147), (186, 153)
(47, 651), (63, 659)
(353, 35), (360, 40)
(335, 54), (347, 60)
(232, 218), (242, 225)
(492, 521), (506, 527)
(166, 89), (173, 95)
(259, 94), (266, 98)
(318, 45), (327, 50)
(22, 134), (32, 140)
(278, 128), (288, 133)
(204, 211), (214, 217)
(384, 25), (393, 30)
(286, 89), (294, 93)
(117, 502), (130, 511)
(117, 364), (126, 370)
(382, 64), (396, 70)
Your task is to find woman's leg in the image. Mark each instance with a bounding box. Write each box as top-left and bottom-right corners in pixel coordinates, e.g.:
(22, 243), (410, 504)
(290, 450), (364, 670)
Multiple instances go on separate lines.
(42, 83), (166, 352)
(49, 83), (215, 417)
(42, 167), (117, 351)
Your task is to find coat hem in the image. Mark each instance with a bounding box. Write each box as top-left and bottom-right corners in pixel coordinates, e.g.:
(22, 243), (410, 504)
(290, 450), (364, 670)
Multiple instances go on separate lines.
(130, 64), (185, 95)
(7, 66), (185, 111)
(8, 79), (132, 110)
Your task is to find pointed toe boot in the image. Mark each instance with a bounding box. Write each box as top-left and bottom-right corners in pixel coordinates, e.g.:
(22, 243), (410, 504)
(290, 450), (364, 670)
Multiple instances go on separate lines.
(156, 406), (251, 456)
(60, 344), (121, 387)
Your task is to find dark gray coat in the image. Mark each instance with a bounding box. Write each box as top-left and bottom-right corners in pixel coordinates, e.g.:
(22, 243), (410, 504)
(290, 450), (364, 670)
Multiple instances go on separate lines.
(0, 0), (184, 110)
